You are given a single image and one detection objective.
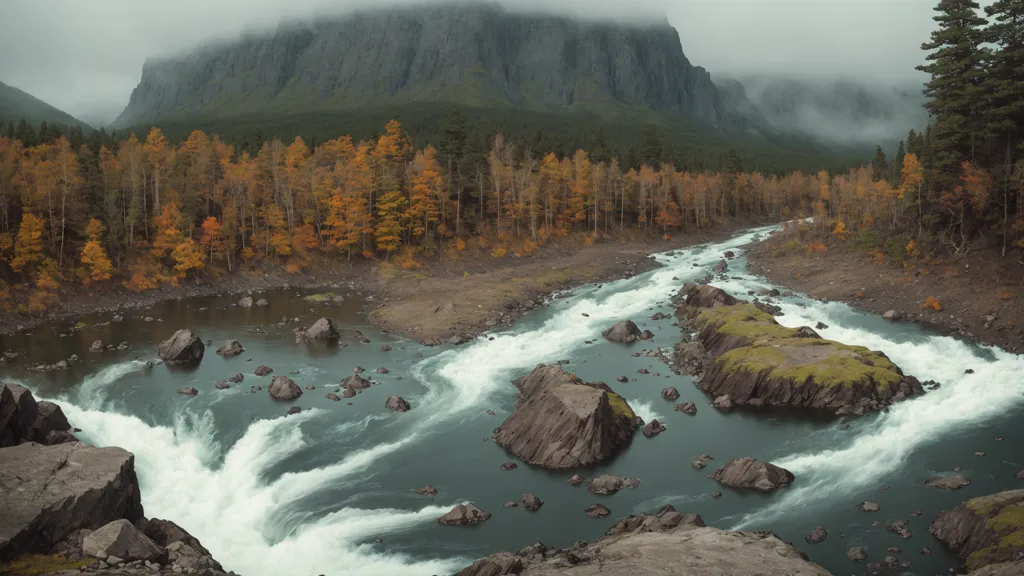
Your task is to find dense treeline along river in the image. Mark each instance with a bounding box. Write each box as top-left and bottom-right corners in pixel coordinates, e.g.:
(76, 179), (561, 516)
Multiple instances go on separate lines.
(2, 225), (1022, 576)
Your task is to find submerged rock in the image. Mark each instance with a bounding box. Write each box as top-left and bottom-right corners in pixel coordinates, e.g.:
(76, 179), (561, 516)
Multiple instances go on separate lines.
(493, 364), (638, 469)
(438, 504), (491, 526)
(254, 365), (273, 376)
(520, 493), (544, 511)
(216, 339), (244, 357)
(228, 373), (244, 383)
(602, 320), (643, 343)
(268, 376), (302, 400)
(325, 392), (341, 401)
(586, 474), (638, 495)
(675, 401), (698, 414)
(858, 501), (881, 512)
(567, 474), (585, 486)
(177, 387), (199, 397)
(805, 526), (828, 544)
(708, 457), (794, 492)
(927, 476), (971, 490)
(416, 485), (437, 496)
(585, 504), (611, 518)
(929, 489), (1024, 572)
(157, 329), (205, 363)
(692, 454), (714, 469)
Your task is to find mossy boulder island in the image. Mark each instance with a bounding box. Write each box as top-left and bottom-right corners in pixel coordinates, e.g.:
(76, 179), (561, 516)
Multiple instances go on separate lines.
(930, 489), (1024, 573)
(675, 284), (925, 415)
(493, 364), (640, 469)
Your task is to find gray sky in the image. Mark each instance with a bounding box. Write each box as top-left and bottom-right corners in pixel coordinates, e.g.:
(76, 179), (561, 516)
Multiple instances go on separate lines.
(0, 0), (938, 126)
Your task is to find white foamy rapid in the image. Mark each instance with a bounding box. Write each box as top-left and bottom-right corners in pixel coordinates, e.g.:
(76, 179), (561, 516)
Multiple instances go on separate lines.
(58, 399), (463, 576)
(711, 269), (1024, 530)
(629, 399), (663, 423)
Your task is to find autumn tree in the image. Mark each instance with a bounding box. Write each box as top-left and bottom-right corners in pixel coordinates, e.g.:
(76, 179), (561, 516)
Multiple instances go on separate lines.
(199, 216), (224, 262)
(172, 239), (205, 280)
(407, 146), (442, 241)
(10, 213), (45, 273)
(375, 181), (404, 259)
(80, 218), (114, 284)
(151, 203), (184, 260)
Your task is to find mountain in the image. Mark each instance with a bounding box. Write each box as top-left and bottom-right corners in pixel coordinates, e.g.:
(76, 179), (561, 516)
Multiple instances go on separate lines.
(0, 80), (92, 131)
(718, 75), (930, 151)
(114, 4), (738, 130)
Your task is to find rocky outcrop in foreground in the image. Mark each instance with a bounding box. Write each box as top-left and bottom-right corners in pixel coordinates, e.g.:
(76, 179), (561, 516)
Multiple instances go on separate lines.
(708, 457), (795, 492)
(456, 506), (831, 576)
(1, 383), (74, 447)
(674, 284), (924, 415)
(0, 394), (235, 575)
(930, 489), (1024, 573)
(156, 329), (205, 363)
(493, 365), (639, 468)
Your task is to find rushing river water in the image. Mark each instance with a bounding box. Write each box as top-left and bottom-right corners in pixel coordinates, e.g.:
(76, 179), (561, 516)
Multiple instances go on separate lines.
(2, 224), (1023, 576)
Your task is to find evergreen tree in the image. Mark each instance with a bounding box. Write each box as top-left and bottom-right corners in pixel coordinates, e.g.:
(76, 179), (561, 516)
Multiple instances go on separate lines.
(917, 0), (988, 183)
(15, 118), (35, 146)
(894, 140), (907, 180)
(639, 128), (662, 167)
(590, 129), (611, 164)
(872, 145), (890, 181)
(982, 0), (1024, 160)
(38, 121), (51, 143)
(5, 121), (13, 139)
(439, 110), (466, 178)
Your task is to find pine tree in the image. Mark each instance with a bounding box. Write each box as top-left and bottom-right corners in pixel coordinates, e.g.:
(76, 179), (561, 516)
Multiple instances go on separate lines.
(590, 129), (611, 164)
(872, 145), (890, 181)
(983, 0), (1024, 159)
(917, 0), (988, 183)
(640, 129), (662, 167)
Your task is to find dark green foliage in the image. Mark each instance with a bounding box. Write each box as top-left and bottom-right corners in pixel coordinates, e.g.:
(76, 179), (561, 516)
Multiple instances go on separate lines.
(590, 129), (611, 164)
(639, 128), (662, 166)
(872, 145), (890, 181)
(982, 0), (1024, 157)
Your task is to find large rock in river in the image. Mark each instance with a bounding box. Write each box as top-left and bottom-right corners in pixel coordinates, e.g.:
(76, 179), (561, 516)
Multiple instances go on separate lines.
(305, 317), (340, 340)
(438, 504), (491, 526)
(157, 329), (205, 363)
(456, 507), (831, 576)
(494, 364), (638, 469)
(708, 457), (795, 492)
(929, 489), (1024, 572)
(676, 284), (924, 415)
(602, 320), (643, 343)
(215, 339), (244, 357)
(268, 376), (302, 400)
(0, 442), (143, 561)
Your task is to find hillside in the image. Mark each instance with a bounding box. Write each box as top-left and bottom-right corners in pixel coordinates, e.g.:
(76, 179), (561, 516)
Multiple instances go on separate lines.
(0, 80), (91, 131)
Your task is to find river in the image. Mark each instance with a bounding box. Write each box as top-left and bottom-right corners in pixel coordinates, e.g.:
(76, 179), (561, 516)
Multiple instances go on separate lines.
(2, 224), (1022, 576)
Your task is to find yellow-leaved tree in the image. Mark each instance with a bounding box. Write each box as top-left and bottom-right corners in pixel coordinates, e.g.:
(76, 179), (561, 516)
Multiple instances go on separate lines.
(80, 218), (114, 284)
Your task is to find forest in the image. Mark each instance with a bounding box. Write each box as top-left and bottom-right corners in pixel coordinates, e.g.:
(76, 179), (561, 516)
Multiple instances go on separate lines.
(816, 0), (1024, 258)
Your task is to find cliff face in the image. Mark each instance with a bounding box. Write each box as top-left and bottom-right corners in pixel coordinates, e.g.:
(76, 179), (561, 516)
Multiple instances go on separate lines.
(115, 4), (734, 129)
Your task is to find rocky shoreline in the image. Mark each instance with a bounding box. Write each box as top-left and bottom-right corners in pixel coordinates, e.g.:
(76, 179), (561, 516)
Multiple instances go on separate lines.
(0, 383), (234, 576)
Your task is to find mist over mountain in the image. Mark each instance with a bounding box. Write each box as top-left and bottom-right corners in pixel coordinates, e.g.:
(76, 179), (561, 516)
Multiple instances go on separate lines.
(114, 3), (738, 131)
(718, 75), (929, 151)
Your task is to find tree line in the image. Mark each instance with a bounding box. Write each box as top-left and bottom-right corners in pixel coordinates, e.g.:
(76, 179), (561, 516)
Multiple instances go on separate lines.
(0, 116), (845, 312)
(825, 0), (1024, 257)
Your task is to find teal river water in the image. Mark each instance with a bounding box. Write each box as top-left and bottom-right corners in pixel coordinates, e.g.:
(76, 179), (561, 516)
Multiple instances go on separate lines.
(2, 224), (1022, 576)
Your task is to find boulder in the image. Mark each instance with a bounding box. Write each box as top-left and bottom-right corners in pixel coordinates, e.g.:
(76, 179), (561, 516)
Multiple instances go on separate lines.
(713, 260), (728, 272)
(858, 501), (881, 512)
(287, 407), (302, 415)
(1, 384), (38, 446)
(602, 320), (643, 343)
(847, 546), (868, 561)
(712, 395), (734, 409)
(255, 298), (269, 307)
(177, 387), (198, 397)
(500, 462), (518, 471)
(642, 419), (666, 438)
(882, 310), (902, 321)
(416, 485), (437, 496)
(141, 518), (222, 572)
(45, 430), (77, 445)
(805, 526), (828, 544)
(157, 329), (205, 363)
(82, 519), (165, 563)
(0, 442), (143, 561)
(661, 387), (680, 401)
(679, 283), (738, 309)
(90, 340), (104, 352)
(438, 504), (491, 526)
(929, 489), (1024, 572)
(268, 376), (302, 400)
(587, 474), (630, 495)
(679, 287), (923, 415)
(520, 493), (544, 511)
(567, 474), (584, 486)
(228, 373), (244, 383)
(325, 393), (341, 401)
(254, 365), (273, 376)
(927, 476), (971, 490)
(585, 504), (611, 518)
(385, 395), (411, 412)
(215, 340), (244, 357)
(304, 317), (340, 340)
(238, 296), (254, 308)
(341, 374), (372, 391)
(458, 512), (831, 576)
(692, 454), (713, 470)
(708, 457), (794, 492)
(494, 365), (637, 469)
(30, 401), (70, 444)
(215, 381), (230, 390)
(675, 402), (697, 414)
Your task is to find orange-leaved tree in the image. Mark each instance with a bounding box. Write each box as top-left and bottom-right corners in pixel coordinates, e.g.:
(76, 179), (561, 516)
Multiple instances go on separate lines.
(151, 203), (184, 261)
(80, 218), (114, 284)
(11, 212), (45, 273)
(199, 216), (224, 262)
(172, 239), (205, 280)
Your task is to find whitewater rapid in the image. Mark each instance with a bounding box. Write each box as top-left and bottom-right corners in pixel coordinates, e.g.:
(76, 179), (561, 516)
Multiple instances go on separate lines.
(22, 222), (1024, 575)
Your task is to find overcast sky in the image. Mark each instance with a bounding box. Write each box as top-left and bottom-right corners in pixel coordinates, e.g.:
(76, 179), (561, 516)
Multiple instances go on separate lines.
(0, 0), (939, 126)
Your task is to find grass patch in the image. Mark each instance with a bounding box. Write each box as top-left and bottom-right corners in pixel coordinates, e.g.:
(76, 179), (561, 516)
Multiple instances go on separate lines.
(607, 392), (636, 422)
(696, 303), (800, 340)
(0, 555), (95, 575)
(963, 498), (1024, 570)
(304, 292), (337, 303)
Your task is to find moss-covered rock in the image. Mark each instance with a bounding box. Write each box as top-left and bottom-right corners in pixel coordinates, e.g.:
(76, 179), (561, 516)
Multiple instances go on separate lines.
(930, 490), (1024, 572)
(676, 284), (924, 415)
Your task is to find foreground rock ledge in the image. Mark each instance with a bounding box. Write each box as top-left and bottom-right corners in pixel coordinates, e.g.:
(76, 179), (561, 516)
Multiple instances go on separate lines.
(675, 284), (925, 415)
(456, 507), (830, 576)
(930, 489), (1024, 572)
(493, 364), (639, 469)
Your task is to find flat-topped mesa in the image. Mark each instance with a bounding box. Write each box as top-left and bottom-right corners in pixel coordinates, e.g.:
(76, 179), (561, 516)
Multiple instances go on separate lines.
(457, 506), (832, 576)
(494, 364), (639, 469)
(675, 284), (924, 415)
(930, 489), (1024, 573)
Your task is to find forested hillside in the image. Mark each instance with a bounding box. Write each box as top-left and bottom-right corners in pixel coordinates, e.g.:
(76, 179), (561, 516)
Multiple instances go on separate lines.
(0, 81), (91, 133)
